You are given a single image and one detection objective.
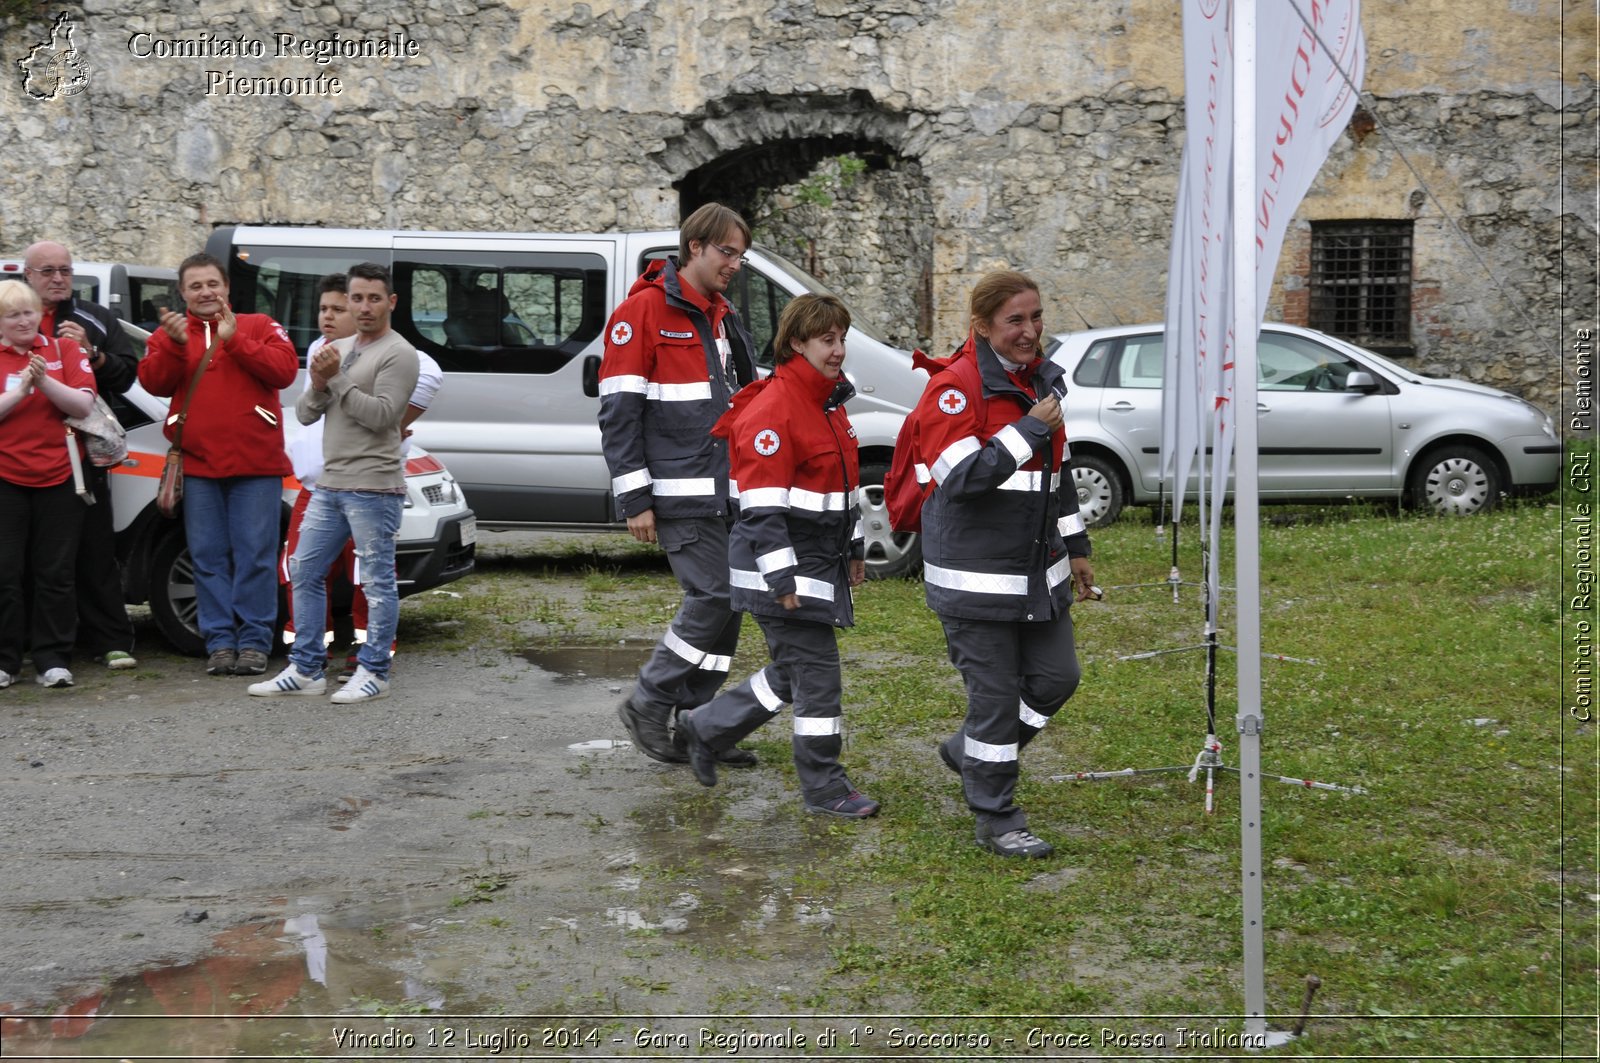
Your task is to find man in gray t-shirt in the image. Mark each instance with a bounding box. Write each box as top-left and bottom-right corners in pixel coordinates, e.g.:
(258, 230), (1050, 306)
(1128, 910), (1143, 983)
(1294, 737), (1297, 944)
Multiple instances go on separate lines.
(250, 262), (419, 705)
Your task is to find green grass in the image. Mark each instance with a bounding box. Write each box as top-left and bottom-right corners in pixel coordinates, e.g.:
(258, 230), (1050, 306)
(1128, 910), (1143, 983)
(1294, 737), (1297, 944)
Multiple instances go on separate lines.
(826, 497), (1585, 1055)
(388, 486), (1591, 1054)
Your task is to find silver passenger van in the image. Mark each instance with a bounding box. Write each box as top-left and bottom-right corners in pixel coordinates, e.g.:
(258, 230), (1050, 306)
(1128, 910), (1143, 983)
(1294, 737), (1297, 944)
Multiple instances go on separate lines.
(206, 226), (928, 576)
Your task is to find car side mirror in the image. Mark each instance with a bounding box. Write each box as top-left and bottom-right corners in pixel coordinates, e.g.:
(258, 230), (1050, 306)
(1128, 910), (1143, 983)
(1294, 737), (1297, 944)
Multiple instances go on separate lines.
(582, 354), (601, 397)
(1345, 370), (1379, 393)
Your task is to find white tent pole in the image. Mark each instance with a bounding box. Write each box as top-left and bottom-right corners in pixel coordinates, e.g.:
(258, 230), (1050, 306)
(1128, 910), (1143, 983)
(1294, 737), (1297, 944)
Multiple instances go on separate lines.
(1231, 0), (1269, 1042)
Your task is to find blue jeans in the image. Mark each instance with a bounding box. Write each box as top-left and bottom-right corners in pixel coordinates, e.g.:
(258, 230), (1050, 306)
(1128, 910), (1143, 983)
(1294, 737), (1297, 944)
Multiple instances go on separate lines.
(289, 490), (402, 679)
(183, 475), (283, 654)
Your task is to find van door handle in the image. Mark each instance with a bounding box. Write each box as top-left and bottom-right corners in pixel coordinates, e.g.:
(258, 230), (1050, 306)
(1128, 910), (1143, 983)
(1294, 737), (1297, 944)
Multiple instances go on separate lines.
(1258, 401), (1272, 413)
(582, 354), (601, 398)
(1107, 401), (1137, 412)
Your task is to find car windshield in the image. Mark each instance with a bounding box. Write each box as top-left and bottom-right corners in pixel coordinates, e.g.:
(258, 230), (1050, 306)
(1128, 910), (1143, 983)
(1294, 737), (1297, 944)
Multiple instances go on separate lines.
(753, 244), (889, 345)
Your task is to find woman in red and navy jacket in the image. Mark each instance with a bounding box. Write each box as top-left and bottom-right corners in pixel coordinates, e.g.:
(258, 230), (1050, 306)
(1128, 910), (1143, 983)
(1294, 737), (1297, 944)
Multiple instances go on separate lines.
(680, 294), (879, 820)
(0, 280), (96, 689)
(136, 253), (298, 678)
(906, 270), (1096, 859)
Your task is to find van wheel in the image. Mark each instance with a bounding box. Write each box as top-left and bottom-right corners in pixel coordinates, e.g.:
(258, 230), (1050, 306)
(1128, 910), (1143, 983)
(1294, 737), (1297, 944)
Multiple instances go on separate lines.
(149, 532), (206, 657)
(1071, 454), (1125, 527)
(858, 461), (923, 579)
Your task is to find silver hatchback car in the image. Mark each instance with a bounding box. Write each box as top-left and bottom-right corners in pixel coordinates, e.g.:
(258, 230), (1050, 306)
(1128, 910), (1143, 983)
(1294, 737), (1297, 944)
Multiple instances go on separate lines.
(1050, 322), (1562, 526)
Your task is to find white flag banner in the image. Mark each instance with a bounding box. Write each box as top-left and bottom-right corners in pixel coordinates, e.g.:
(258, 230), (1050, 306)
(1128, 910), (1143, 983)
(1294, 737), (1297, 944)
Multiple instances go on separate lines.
(1162, 0), (1365, 605)
(1161, 0), (1233, 531)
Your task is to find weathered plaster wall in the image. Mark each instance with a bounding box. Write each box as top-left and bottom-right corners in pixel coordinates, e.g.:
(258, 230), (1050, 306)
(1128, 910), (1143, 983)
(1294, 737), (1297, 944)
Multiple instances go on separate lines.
(1, 0), (1588, 414)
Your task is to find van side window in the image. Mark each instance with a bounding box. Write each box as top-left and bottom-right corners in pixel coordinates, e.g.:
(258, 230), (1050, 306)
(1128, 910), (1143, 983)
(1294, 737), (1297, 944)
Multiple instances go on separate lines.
(229, 245), (374, 357)
(726, 268), (792, 369)
(393, 251), (607, 374)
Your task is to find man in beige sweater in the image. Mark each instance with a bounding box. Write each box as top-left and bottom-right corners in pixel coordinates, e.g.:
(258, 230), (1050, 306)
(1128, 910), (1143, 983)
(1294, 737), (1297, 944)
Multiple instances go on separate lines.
(250, 262), (419, 704)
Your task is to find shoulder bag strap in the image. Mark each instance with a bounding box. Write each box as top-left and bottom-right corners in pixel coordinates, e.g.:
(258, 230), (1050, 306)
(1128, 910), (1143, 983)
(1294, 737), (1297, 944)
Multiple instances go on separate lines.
(165, 328), (224, 451)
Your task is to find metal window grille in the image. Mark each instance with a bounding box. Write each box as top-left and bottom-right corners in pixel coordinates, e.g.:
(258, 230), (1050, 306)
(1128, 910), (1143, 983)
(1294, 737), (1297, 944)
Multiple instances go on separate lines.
(1308, 221), (1413, 353)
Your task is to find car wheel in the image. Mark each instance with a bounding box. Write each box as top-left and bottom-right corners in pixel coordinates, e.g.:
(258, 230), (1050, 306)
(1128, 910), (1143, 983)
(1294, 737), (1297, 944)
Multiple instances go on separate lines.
(1071, 454), (1125, 527)
(149, 532), (206, 657)
(148, 530), (290, 657)
(858, 461), (923, 579)
(1407, 446), (1502, 516)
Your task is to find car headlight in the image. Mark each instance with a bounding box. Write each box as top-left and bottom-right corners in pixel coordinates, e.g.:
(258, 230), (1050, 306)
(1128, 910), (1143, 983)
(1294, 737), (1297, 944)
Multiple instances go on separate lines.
(1503, 394), (1557, 438)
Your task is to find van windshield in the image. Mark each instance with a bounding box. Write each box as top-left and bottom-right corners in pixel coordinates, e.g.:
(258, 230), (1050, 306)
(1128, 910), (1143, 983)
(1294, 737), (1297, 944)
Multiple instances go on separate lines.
(754, 245), (889, 345)
(230, 244), (378, 356)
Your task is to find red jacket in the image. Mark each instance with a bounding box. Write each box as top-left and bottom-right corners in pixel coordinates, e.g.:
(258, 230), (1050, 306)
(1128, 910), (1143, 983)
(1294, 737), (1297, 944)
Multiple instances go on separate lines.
(596, 258), (755, 520)
(137, 312), (298, 478)
(907, 333), (1090, 622)
(712, 356), (862, 626)
(0, 334), (95, 488)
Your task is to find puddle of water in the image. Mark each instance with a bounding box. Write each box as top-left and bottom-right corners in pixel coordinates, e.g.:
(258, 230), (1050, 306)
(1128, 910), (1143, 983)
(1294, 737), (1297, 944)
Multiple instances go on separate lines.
(518, 640), (651, 683)
(0, 914), (460, 1056)
(567, 738), (631, 754)
(4, 769), (895, 1053)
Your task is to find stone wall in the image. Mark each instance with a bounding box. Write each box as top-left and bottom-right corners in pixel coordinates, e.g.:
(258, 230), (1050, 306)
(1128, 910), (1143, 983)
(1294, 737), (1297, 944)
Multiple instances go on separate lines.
(748, 153), (933, 351)
(1, 0), (1588, 418)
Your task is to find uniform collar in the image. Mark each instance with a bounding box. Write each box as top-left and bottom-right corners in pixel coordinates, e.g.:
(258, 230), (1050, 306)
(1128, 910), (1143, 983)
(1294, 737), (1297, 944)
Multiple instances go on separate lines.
(776, 355), (854, 407)
(974, 335), (1062, 399)
(656, 256), (727, 322)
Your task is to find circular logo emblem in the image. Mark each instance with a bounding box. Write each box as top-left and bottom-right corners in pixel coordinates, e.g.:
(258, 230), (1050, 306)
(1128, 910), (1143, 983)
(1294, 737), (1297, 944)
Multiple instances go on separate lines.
(936, 388), (968, 415)
(49, 50), (91, 97)
(609, 321), (634, 346)
(79, 357), (92, 374)
(753, 429), (781, 456)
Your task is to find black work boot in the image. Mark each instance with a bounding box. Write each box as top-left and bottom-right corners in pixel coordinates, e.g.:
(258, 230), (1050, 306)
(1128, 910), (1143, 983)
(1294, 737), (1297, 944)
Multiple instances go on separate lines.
(679, 710), (718, 788)
(617, 695), (683, 763)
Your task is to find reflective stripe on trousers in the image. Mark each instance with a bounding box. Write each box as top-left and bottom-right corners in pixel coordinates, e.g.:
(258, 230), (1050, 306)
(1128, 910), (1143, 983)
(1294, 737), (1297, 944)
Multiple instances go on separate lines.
(938, 611), (1081, 834)
(634, 516), (741, 715)
(686, 615), (855, 806)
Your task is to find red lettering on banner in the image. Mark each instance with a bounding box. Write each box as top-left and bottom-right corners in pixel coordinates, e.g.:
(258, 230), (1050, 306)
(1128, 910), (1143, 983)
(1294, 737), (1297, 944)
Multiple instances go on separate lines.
(1257, 2), (1325, 252)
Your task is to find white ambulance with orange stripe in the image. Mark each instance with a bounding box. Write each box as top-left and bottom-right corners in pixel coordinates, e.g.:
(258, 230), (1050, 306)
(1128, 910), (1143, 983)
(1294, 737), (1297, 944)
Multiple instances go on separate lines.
(108, 322), (477, 656)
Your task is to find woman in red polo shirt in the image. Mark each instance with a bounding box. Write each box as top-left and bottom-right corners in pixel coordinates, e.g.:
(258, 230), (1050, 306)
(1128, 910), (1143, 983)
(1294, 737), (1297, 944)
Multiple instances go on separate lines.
(0, 280), (95, 689)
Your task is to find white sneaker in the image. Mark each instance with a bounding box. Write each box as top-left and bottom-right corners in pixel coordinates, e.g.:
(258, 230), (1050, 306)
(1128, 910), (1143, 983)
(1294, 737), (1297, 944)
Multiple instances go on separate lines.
(247, 666), (326, 697)
(36, 668), (74, 688)
(330, 666), (389, 704)
(0, 670), (13, 689)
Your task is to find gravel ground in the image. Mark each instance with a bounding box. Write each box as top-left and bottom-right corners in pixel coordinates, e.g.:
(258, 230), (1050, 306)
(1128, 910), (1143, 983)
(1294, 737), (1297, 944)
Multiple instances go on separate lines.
(0, 535), (888, 1056)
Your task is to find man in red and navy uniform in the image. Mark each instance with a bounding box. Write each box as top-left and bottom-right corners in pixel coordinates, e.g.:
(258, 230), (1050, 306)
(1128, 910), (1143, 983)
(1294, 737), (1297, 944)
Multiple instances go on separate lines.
(598, 203), (758, 766)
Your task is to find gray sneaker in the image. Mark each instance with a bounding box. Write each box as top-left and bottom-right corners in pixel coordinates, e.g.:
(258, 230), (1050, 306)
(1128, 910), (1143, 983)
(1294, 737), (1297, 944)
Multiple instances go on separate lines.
(233, 648), (270, 675)
(206, 649), (237, 676)
(976, 823), (1054, 859)
(804, 791), (881, 818)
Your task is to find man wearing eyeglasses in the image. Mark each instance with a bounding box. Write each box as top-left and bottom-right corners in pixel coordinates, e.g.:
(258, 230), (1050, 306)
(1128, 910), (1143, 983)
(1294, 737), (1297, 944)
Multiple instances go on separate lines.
(23, 241), (140, 671)
(599, 203), (763, 767)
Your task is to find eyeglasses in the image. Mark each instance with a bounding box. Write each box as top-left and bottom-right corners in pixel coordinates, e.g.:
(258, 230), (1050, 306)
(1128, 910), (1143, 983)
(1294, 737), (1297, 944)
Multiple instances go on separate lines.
(26, 266), (73, 277)
(708, 242), (748, 268)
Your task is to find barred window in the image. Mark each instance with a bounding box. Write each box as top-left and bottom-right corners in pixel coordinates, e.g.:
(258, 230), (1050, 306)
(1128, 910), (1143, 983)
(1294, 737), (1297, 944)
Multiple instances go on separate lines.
(1309, 221), (1413, 354)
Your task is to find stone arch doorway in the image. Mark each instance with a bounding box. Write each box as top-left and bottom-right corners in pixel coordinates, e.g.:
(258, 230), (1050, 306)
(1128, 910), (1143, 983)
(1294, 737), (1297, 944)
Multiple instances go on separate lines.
(657, 92), (934, 351)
